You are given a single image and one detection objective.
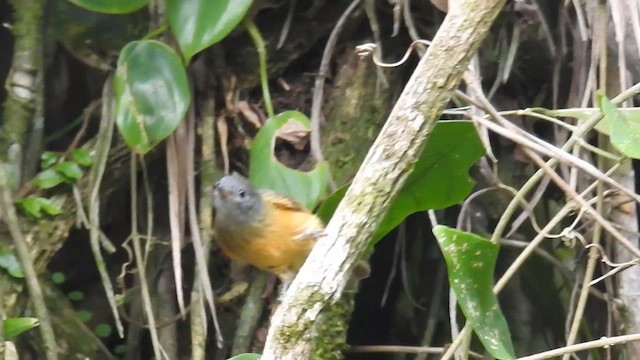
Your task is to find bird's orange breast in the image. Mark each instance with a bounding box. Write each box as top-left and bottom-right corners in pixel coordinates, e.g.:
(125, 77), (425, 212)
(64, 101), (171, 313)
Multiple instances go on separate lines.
(215, 201), (324, 281)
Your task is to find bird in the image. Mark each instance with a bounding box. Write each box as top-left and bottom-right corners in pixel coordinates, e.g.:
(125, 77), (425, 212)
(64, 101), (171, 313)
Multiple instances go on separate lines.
(211, 173), (368, 292)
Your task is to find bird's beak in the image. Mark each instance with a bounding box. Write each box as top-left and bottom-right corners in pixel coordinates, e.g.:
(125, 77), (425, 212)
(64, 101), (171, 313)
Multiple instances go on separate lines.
(214, 186), (230, 200)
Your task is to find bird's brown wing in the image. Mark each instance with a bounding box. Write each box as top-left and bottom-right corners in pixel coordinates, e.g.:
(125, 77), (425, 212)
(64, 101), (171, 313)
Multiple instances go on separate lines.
(259, 190), (306, 212)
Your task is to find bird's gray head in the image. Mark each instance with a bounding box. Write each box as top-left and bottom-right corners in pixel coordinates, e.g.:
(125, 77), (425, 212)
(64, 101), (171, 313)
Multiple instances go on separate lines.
(212, 173), (264, 228)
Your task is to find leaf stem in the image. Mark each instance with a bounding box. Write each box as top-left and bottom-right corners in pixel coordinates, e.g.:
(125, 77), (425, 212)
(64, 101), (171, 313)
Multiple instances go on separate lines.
(243, 19), (274, 118)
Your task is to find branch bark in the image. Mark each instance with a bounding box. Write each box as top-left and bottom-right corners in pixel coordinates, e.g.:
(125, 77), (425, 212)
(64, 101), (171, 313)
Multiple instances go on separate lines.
(261, 1), (507, 358)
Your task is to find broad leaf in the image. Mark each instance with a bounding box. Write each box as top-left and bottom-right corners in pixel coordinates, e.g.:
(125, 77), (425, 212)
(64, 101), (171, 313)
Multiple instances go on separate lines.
(4, 317), (39, 340)
(0, 252), (24, 278)
(114, 40), (190, 154)
(433, 225), (515, 360)
(67, 0), (149, 14)
(249, 111), (329, 211)
(167, 0), (253, 62)
(316, 121), (483, 242)
(598, 93), (640, 159)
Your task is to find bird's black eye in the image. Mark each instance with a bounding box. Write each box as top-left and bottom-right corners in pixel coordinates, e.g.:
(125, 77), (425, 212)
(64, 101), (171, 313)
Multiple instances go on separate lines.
(238, 189), (246, 198)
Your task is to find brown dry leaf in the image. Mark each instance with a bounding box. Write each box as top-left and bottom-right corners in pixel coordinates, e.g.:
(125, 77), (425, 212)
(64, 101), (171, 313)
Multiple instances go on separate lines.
(216, 114), (230, 175)
(237, 100), (262, 129)
(275, 119), (310, 151)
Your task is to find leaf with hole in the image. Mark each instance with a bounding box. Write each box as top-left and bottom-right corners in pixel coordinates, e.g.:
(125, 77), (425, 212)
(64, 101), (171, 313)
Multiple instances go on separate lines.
(4, 317), (39, 340)
(598, 93), (640, 159)
(114, 40), (190, 154)
(433, 225), (515, 360)
(167, 0), (253, 62)
(67, 0), (149, 14)
(316, 121), (483, 243)
(249, 111), (330, 211)
(0, 252), (24, 278)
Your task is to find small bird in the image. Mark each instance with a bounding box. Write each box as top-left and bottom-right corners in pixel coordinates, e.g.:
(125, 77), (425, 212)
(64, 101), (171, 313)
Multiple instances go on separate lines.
(211, 173), (368, 291)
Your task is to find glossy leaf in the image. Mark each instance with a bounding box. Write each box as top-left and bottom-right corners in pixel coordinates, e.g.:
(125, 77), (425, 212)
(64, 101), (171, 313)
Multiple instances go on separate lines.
(0, 252), (24, 278)
(71, 149), (94, 166)
(227, 354), (261, 360)
(316, 121), (483, 242)
(35, 169), (66, 189)
(67, 0), (149, 14)
(598, 93), (640, 159)
(167, 0), (253, 62)
(249, 111), (330, 211)
(4, 317), (39, 340)
(55, 161), (84, 180)
(433, 226), (515, 359)
(114, 40), (191, 154)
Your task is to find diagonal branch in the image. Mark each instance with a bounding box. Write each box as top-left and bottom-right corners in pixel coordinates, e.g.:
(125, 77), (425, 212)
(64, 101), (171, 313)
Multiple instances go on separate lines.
(261, 1), (507, 358)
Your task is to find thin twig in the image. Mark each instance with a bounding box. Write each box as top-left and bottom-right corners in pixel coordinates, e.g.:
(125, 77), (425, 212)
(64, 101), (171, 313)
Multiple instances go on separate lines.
(0, 175), (57, 359)
(309, 0), (362, 190)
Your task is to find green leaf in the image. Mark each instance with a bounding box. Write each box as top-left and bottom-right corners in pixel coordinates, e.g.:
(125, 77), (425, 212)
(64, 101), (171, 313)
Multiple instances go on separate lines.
(4, 317), (39, 340)
(0, 252), (24, 278)
(71, 149), (94, 167)
(16, 196), (43, 218)
(315, 121), (483, 242)
(40, 151), (60, 169)
(55, 161), (84, 181)
(433, 226), (515, 360)
(167, 0), (253, 62)
(68, 291), (85, 301)
(249, 111), (330, 211)
(51, 272), (67, 284)
(316, 184), (348, 224)
(598, 93), (640, 159)
(67, 0), (149, 14)
(114, 40), (191, 154)
(94, 323), (112, 338)
(38, 198), (63, 216)
(35, 169), (66, 189)
(227, 354), (261, 360)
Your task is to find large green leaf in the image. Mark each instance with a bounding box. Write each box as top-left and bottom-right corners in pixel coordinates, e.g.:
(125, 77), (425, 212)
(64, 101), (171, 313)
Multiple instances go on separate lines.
(67, 0), (149, 14)
(114, 40), (190, 154)
(167, 0), (253, 63)
(4, 317), (39, 340)
(249, 111), (330, 211)
(433, 225), (515, 360)
(598, 93), (640, 159)
(316, 121), (484, 242)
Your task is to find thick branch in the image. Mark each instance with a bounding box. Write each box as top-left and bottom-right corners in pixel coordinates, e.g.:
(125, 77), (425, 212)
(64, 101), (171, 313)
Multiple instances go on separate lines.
(261, 1), (507, 358)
